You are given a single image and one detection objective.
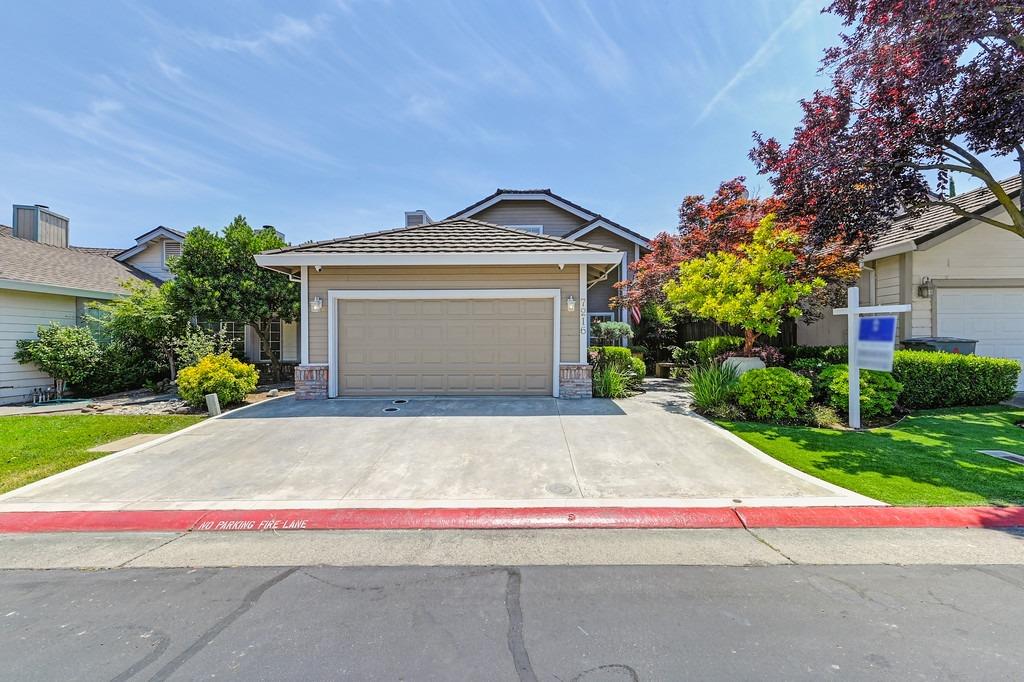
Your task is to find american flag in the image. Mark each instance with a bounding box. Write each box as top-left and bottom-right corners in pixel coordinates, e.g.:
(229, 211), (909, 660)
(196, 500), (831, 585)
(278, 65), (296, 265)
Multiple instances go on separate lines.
(630, 305), (642, 325)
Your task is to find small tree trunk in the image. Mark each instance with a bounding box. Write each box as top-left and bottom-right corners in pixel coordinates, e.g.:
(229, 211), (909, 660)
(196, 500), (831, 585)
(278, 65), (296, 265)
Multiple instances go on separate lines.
(742, 329), (759, 357)
(253, 322), (281, 384)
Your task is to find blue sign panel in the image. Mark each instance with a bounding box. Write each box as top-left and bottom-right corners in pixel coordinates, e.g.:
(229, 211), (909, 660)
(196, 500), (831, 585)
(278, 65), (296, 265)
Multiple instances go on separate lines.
(859, 316), (897, 343)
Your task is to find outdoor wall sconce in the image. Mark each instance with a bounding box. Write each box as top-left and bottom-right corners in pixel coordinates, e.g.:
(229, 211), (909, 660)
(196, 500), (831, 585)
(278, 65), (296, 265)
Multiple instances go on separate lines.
(310, 295), (323, 313)
(917, 277), (931, 299)
(566, 295), (576, 312)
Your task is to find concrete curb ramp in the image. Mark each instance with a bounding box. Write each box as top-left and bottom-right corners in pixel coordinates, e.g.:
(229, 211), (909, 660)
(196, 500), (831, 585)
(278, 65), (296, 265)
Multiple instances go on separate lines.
(0, 505), (1022, 534)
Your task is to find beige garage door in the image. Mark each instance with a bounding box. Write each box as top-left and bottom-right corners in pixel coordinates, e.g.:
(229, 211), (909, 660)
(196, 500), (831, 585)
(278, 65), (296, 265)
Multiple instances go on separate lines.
(337, 298), (554, 395)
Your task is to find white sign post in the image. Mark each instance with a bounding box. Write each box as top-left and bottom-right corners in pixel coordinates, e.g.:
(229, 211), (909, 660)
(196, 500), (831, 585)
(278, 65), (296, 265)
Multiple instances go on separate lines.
(833, 287), (911, 429)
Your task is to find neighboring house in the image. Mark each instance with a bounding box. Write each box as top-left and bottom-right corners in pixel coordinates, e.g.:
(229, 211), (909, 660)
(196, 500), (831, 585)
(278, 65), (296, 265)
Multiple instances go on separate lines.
(0, 206), (157, 404)
(443, 189), (651, 341)
(799, 176), (1024, 390)
(256, 218), (625, 399)
(112, 225), (300, 369)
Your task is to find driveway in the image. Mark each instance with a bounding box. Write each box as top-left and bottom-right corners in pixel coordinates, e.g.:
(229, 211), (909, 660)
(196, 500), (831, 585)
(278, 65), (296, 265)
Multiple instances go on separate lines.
(0, 381), (876, 511)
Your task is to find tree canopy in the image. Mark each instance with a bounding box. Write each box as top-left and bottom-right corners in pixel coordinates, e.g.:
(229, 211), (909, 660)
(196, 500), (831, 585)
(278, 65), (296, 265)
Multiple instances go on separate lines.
(664, 216), (825, 356)
(165, 216), (299, 377)
(751, 0), (1024, 252)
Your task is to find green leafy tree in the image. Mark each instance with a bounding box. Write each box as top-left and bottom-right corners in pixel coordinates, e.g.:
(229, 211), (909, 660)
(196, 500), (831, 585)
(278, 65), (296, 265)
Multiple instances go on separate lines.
(14, 323), (100, 395)
(89, 280), (184, 380)
(165, 216), (299, 380)
(664, 216), (825, 356)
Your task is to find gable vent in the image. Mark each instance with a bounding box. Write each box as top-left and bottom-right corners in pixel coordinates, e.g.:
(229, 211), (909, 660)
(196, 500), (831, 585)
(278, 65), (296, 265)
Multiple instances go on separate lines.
(163, 240), (182, 265)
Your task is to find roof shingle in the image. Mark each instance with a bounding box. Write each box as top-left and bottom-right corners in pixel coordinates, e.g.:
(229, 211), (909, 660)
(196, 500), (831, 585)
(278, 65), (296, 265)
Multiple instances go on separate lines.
(264, 218), (619, 255)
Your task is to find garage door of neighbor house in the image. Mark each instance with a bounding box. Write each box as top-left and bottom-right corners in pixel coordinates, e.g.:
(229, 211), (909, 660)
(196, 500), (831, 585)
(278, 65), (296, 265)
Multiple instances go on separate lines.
(936, 287), (1024, 391)
(337, 298), (554, 395)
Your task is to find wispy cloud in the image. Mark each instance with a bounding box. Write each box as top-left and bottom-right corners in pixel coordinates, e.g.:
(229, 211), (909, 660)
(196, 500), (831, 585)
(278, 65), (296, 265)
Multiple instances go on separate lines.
(577, 2), (631, 89)
(190, 14), (330, 55)
(694, 0), (817, 124)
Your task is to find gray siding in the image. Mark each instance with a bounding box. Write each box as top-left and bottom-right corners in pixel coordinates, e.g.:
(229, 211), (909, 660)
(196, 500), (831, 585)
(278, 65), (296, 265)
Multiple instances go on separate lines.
(579, 228), (635, 316)
(471, 200), (588, 238)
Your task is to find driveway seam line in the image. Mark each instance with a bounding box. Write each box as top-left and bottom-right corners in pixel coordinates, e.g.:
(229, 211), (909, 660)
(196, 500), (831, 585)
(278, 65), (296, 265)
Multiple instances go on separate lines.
(741, 526), (797, 564)
(554, 400), (585, 499)
(118, 531), (190, 568)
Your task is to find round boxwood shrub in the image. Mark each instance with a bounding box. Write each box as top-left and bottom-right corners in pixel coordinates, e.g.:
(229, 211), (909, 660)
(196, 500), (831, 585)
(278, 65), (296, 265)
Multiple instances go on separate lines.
(818, 364), (903, 422)
(736, 367), (812, 423)
(176, 352), (259, 408)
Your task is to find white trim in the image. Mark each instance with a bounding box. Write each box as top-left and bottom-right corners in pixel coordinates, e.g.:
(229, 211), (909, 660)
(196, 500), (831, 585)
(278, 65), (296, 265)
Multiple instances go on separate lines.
(450, 193), (596, 222)
(256, 251), (622, 267)
(300, 266), (309, 365)
(161, 239), (182, 267)
(327, 289), (562, 399)
(619, 253), (628, 324)
(634, 243), (639, 261)
(861, 240), (916, 263)
(578, 264), (587, 362)
(565, 220), (651, 249)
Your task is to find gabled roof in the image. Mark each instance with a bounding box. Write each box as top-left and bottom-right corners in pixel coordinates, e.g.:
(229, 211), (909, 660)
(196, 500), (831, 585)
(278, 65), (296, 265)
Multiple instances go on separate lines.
(867, 175), (1022, 258)
(564, 216), (652, 249)
(114, 225), (185, 262)
(0, 225), (159, 299)
(256, 218), (624, 268)
(445, 188), (651, 248)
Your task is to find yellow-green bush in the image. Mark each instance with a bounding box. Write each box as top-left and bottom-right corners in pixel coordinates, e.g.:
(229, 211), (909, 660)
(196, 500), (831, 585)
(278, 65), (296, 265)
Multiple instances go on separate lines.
(176, 353), (258, 408)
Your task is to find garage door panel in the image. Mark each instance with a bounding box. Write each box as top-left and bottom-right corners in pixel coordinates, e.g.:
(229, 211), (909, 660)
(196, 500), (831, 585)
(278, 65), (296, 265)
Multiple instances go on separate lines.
(937, 287), (1024, 390)
(337, 297), (553, 395)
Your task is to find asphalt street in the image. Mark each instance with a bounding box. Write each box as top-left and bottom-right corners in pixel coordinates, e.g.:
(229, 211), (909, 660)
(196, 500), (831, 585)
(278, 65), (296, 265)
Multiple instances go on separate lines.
(2, 563), (1022, 680)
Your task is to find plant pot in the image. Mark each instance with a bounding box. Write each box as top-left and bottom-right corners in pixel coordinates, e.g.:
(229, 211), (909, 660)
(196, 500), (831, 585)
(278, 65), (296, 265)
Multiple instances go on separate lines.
(723, 356), (765, 375)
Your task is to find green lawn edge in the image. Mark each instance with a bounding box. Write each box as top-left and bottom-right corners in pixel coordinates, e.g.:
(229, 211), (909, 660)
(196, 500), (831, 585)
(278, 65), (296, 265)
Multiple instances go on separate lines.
(717, 405), (1024, 506)
(0, 414), (204, 495)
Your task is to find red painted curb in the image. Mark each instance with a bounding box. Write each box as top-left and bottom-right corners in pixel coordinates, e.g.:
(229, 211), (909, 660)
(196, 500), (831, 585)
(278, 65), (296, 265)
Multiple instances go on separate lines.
(0, 510), (207, 534)
(736, 506), (1024, 529)
(0, 506), (1022, 534)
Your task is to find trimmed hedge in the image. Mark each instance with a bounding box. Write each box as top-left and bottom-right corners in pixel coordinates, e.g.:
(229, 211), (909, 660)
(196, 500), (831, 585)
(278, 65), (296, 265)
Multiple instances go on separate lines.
(736, 367), (812, 423)
(589, 346), (633, 372)
(819, 364), (902, 421)
(892, 350), (1020, 408)
(781, 345), (848, 364)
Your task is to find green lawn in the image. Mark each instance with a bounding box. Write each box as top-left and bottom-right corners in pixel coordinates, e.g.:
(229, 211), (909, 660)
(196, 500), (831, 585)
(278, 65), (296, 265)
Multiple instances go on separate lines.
(0, 415), (204, 494)
(719, 406), (1024, 506)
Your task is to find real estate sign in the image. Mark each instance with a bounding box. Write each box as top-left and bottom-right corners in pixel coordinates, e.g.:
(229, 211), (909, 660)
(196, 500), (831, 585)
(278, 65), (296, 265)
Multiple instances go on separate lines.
(857, 316), (898, 372)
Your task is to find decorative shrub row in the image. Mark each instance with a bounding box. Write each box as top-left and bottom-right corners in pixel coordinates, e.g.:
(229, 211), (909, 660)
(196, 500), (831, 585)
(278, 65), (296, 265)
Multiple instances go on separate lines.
(818, 364), (903, 421)
(781, 344), (848, 364)
(891, 350), (1019, 408)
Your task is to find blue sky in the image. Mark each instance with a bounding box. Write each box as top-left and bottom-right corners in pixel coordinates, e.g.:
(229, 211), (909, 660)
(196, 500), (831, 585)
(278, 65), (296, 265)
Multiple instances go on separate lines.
(0, 1), (1010, 248)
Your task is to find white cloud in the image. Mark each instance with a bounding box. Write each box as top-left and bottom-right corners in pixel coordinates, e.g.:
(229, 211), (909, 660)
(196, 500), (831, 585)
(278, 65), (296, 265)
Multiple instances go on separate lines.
(694, 0), (817, 124)
(191, 14), (329, 55)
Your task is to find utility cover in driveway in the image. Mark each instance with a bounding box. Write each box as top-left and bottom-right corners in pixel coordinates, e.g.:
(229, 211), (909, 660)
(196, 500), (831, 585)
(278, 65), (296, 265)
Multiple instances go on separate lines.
(338, 298), (553, 395)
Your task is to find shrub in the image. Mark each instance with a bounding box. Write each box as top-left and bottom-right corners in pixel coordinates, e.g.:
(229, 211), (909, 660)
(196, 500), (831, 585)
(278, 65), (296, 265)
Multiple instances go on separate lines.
(736, 367), (812, 423)
(716, 345), (785, 367)
(14, 323), (100, 394)
(696, 335), (743, 364)
(591, 321), (634, 346)
(75, 341), (163, 397)
(627, 356), (647, 390)
(781, 345), (848, 364)
(176, 353), (259, 408)
(589, 346), (634, 373)
(809, 404), (841, 428)
(819, 364), (903, 422)
(891, 350), (1020, 408)
(689, 362), (740, 411)
(593, 367), (627, 399)
(790, 357), (830, 376)
(172, 325), (236, 370)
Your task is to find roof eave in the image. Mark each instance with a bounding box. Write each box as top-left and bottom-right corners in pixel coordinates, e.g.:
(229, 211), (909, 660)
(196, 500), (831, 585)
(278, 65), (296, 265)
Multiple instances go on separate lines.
(564, 219), (651, 248)
(254, 251), (624, 267)
(861, 240), (916, 262)
(446, 191), (598, 222)
(0, 278), (121, 300)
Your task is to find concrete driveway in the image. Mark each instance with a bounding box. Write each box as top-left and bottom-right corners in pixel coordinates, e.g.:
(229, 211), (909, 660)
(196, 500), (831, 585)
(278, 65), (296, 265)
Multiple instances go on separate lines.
(0, 381), (876, 511)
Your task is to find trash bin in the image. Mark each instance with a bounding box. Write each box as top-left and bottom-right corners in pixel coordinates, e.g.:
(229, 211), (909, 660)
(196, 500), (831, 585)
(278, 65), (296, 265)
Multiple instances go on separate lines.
(901, 337), (978, 355)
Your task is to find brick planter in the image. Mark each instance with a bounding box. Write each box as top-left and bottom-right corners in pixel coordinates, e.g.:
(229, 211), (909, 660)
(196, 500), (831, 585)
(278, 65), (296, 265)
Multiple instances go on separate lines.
(559, 363), (593, 399)
(294, 365), (328, 400)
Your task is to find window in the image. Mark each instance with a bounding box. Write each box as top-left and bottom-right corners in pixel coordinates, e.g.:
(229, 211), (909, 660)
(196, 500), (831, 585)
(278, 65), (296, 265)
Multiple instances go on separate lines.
(162, 240), (182, 267)
(260, 319), (282, 361)
(587, 312), (615, 346)
(507, 224), (544, 234)
(197, 320), (245, 356)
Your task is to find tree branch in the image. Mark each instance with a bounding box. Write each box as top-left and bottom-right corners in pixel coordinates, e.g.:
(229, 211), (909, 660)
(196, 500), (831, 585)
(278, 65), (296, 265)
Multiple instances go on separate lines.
(925, 200), (1022, 236)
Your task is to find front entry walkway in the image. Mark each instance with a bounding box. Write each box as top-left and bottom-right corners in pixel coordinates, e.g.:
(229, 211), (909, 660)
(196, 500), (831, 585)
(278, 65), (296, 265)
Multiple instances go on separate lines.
(0, 381), (877, 511)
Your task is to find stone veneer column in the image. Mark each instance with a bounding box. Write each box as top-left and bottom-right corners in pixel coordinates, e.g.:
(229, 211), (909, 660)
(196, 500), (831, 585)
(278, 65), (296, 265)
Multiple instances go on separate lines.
(558, 363), (593, 399)
(294, 365), (328, 400)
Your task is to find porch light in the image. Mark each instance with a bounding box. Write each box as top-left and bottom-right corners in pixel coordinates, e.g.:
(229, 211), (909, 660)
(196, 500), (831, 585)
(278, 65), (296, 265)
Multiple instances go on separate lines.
(566, 295), (576, 312)
(310, 295), (323, 313)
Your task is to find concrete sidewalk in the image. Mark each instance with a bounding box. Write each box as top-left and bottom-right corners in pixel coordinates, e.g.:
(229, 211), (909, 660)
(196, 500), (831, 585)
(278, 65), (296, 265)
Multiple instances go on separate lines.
(0, 381), (877, 512)
(1, 527), (1022, 569)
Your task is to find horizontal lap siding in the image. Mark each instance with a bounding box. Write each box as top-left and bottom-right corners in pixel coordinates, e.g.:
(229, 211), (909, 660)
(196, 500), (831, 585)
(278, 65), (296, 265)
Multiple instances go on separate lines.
(306, 265), (581, 364)
(471, 201), (588, 239)
(0, 290), (76, 404)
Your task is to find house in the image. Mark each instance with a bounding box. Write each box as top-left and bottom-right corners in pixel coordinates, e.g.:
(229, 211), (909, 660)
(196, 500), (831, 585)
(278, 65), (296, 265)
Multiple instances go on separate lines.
(256, 218), (627, 399)
(0, 205), (157, 404)
(1, 206), (297, 404)
(799, 176), (1024, 390)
